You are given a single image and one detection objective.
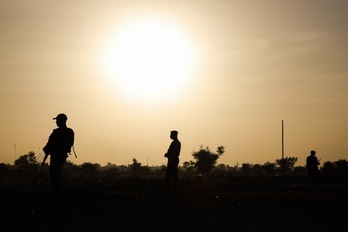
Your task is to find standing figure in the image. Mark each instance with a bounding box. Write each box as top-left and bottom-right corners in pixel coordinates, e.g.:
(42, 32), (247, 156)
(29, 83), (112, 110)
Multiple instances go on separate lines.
(306, 150), (321, 188)
(164, 130), (181, 193)
(41, 113), (74, 196)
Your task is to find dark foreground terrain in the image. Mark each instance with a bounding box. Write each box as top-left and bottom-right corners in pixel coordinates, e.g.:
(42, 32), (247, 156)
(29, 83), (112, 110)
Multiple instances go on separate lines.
(1, 177), (347, 232)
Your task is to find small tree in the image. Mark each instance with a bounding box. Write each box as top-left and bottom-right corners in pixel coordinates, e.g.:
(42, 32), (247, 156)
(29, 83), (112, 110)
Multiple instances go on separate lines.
(192, 145), (225, 174)
(334, 159), (348, 176)
(262, 162), (277, 175)
(275, 157), (298, 175)
(105, 162), (119, 176)
(13, 151), (40, 184)
(241, 163), (252, 174)
(80, 162), (100, 175)
(321, 161), (335, 176)
(14, 151), (38, 168)
(183, 161), (195, 171)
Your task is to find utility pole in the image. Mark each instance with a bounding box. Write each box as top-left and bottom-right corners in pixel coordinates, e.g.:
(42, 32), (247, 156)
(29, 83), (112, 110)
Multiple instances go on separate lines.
(282, 120), (284, 178)
(14, 143), (17, 161)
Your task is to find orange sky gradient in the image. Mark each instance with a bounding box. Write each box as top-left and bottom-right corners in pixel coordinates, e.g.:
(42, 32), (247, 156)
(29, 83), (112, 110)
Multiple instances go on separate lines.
(1, 0), (348, 167)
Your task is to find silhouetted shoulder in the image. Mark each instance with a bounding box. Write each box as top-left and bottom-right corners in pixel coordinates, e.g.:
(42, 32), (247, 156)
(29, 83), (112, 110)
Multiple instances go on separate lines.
(67, 127), (74, 134)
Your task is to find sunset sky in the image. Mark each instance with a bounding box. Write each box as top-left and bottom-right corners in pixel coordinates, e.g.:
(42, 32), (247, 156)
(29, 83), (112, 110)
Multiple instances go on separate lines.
(1, 0), (347, 167)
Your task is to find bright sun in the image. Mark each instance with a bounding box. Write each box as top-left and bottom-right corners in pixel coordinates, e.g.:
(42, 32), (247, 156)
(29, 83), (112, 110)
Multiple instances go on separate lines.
(101, 17), (197, 102)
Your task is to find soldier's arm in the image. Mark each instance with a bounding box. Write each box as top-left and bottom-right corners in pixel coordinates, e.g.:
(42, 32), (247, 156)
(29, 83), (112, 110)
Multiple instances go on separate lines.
(41, 131), (54, 169)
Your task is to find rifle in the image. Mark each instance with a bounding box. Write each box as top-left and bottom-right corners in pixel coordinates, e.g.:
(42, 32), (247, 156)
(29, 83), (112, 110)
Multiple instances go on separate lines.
(41, 146), (77, 169)
(72, 146), (77, 158)
(41, 153), (49, 169)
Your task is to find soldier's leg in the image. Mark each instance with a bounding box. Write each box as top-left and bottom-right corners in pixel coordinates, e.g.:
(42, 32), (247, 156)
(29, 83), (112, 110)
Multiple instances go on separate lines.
(172, 165), (178, 186)
(49, 155), (66, 195)
(49, 163), (60, 195)
(165, 161), (172, 186)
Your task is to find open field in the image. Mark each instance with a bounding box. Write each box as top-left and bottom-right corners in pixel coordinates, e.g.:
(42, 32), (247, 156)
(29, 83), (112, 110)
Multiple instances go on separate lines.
(1, 175), (347, 232)
(1, 176), (348, 231)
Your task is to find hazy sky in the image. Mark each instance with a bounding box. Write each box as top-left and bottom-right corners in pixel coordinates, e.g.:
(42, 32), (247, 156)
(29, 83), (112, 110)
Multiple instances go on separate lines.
(1, 0), (348, 167)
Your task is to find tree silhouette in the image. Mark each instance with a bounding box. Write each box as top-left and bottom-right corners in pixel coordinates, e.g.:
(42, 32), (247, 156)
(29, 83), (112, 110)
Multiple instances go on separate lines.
(322, 159), (348, 177)
(241, 163), (252, 174)
(321, 161), (335, 176)
(105, 162), (119, 176)
(80, 162), (100, 175)
(275, 157), (298, 175)
(334, 159), (348, 176)
(0, 162), (7, 170)
(14, 151), (39, 169)
(183, 161), (195, 171)
(192, 146), (225, 174)
(262, 162), (277, 175)
(13, 151), (40, 187)
(14, 151), (40, 178)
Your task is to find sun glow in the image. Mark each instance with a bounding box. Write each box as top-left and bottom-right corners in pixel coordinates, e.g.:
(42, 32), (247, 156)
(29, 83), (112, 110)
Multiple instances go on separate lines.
(101, 17), (197, 102)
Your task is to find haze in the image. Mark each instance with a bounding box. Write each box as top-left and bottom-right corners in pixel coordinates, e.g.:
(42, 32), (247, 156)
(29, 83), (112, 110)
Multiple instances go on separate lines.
(1, 0), (347, 167)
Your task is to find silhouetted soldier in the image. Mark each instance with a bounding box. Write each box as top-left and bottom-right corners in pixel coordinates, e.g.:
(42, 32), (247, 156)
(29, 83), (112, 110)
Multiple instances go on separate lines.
(41, 113), (74, 196)
(164, 130), (181, 194)
(306, 150), (321, 188)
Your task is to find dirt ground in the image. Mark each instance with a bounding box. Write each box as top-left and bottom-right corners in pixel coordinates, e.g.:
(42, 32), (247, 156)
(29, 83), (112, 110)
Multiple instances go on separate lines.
(1, 180), (347, 232)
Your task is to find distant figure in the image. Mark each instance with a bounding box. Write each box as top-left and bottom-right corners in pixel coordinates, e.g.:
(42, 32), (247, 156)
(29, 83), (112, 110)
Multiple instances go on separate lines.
(41, 113), (75, 196)
(306, 150), (321, 188)
(164, 130), (181, 194)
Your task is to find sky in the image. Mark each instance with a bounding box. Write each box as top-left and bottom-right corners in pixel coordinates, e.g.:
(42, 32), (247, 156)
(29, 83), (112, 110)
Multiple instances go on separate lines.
(1, 0), (348, 167)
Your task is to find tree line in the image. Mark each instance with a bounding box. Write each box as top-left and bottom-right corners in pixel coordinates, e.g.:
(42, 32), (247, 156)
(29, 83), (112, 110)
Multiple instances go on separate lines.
(1, 145), (347, 179)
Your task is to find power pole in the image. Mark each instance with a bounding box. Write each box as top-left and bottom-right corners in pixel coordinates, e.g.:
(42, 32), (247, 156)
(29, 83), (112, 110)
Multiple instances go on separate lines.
(282, 120), (284, 178)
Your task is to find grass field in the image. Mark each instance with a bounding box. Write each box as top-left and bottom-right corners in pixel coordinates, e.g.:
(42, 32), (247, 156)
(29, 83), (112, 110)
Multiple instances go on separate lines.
(1, 175), (347, 232)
